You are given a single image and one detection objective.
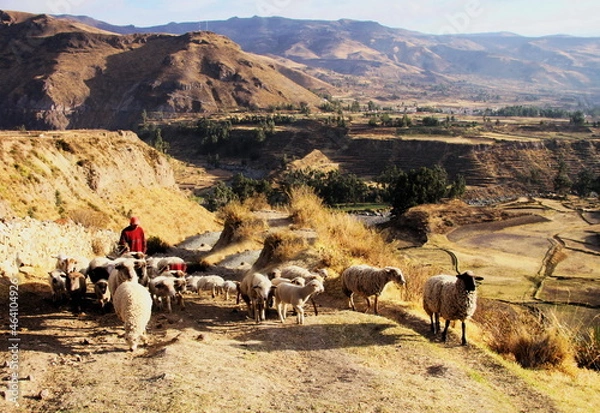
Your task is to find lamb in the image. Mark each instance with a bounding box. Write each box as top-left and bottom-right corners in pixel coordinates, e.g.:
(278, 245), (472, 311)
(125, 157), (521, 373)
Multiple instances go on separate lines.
(107, 259), (139, 297)
(65, 271), (87, 313)
(271, 265), (328, 315)
(94, 279), (111, 311)
(221, 280), (239, 301)
(47, 269), (68, 304)
(148, 272), (187, 312)
(112, 280), (153, 351)
(341, 264), (406, 315)
(423, 271), (483, 346)
(274, 279), (325, 324)
(195, 275), (226, 298)
(53, 253), (89, 275)
(238, 272), (272, 323)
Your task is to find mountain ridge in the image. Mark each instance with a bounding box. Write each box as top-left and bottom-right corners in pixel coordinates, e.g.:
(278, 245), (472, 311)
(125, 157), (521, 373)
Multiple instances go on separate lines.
(0, 11), (327, 130)
(56, 14), (600, 105)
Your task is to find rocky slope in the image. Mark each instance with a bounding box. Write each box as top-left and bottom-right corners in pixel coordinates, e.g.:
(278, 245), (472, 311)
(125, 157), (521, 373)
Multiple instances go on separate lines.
(0, 11), (326, 130)
(0, 129), (218, 245)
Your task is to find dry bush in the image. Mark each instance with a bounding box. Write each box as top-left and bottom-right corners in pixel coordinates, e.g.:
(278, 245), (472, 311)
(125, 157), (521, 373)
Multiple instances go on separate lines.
(511, 328), (571, 369)
(474, 300), (573, 370)
(287, 185), (324, 227)
(285, 186), (433, 302)
(243, 193), (270, 211)
(147, 235), (171, 255)
(253, 231), (307, 269)
(288, 186), (408, 271)
(68, 208), (109, 228)
(572, 325), (600, 371)
(91, 236), (110, 256)
(213, 201), (266, 250)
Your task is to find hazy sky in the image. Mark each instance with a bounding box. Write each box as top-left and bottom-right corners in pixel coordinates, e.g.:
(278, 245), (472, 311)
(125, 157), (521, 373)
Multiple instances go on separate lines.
(3, 0), (599, 37)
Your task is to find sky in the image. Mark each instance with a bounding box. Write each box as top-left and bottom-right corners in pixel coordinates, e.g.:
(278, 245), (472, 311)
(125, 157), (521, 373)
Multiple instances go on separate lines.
(2, 0), (600, 37)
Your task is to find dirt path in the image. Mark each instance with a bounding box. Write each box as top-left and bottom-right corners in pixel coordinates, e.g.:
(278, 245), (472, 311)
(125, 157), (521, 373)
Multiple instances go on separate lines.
(2, 286), (564, 413)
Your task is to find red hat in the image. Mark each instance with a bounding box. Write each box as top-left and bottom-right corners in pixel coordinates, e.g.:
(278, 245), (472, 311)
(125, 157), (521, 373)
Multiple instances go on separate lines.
(130, 216), (140, 225)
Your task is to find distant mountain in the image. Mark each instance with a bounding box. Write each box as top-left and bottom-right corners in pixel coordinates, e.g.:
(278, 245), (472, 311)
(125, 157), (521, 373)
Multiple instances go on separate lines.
(0, 11), (326, 130)
(59, 14), (600, 105)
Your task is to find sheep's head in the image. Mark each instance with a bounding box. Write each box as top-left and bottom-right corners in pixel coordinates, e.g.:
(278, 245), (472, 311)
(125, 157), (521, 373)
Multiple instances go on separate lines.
(307, 279), (325, 294)
(154, 279), (177, 297)
(173, 278), (187, 293)
(268, 269), (281, 280)
(315, 268), (329, 279)
(385, 267), (406, 286)
(48, 269), (67, 285)
(457, 270), (483, 292)
(66, 271), (86, 292)
(95, 280), (109, 295)
(116, 260), (138, 282)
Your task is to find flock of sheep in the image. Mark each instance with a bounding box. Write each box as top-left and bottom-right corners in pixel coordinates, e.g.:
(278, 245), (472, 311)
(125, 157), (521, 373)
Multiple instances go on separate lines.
(47, 252), (483, 351)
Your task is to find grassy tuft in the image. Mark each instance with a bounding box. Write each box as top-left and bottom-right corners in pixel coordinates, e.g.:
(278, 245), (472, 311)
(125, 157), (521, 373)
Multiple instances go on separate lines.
(68, 208), (110, 228)
(285, 186), (434, 301)
(572, 325), (600, 371)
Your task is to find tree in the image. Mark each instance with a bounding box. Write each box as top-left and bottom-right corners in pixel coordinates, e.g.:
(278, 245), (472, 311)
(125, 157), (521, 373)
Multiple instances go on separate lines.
(152, 128), (169, 154)
(389, 165), (457, 216)
(570, 111), (585, 126)
(573, 169), (597, 197)
(553, 158), (572, 195)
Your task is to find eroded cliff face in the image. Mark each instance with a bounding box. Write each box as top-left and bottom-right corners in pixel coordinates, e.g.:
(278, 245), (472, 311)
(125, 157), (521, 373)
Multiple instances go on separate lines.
(0, 129), (218, 244)
(0, 12), (324, 130)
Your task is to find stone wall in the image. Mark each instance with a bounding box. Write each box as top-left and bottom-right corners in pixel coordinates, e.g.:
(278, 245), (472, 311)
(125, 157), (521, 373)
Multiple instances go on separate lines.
(0, 217), (118, 274)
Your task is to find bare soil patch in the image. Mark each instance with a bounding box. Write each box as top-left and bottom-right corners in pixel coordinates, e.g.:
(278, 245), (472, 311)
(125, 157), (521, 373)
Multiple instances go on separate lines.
(1, 283), (564, 413)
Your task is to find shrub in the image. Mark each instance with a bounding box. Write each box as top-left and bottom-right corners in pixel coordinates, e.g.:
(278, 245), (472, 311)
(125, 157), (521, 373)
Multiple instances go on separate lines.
(474, 300), (573, 370)
(212, 201), (266, 251)
(147, 236), (170, 255)
(511, 329), (570, 369)
(573, 326), (600, 371)
(68, 208), (109, 228)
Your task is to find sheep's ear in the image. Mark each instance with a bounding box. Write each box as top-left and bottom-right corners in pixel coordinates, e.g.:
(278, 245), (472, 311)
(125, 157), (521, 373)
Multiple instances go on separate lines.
(475, 276), (484, 281)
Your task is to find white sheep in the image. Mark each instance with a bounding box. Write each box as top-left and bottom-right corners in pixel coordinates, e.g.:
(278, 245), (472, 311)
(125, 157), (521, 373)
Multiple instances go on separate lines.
(221, 280), (239, 301)
(341, 264), (406, 315)
(423, 271), (483, 346)
(196, 275), (226, 298)
(274, 279), (325, 324)
(107, 258), (139, 297)
(112, 280), (153, 351)
(272, 265), (328, 315)
(275, 265), (329, 283)
(94, 279), (111, 311)
(47, 269), (68, 303)
(148, 275), (187, 312)
(238, 272), (272, 323)
(185, 275), (202, 293)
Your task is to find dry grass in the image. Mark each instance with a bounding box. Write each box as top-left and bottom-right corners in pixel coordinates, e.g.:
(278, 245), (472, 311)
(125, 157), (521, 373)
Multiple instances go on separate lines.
(68, 208), (109, 228)
(216, 201), (267, 244)
(286, 186), (435, 302)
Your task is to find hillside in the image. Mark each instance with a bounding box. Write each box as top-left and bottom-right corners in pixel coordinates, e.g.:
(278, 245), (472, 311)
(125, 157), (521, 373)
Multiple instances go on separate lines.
(62, 15), (600, 106)
(0, 11), (326, 130)
(158, 118), (600, 201)
(0, 129), (219, 244)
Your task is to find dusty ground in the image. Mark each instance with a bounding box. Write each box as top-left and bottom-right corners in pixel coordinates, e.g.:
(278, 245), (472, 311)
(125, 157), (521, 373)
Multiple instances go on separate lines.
(1, 199), (599, 413)
(0, 283), (570, 413)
